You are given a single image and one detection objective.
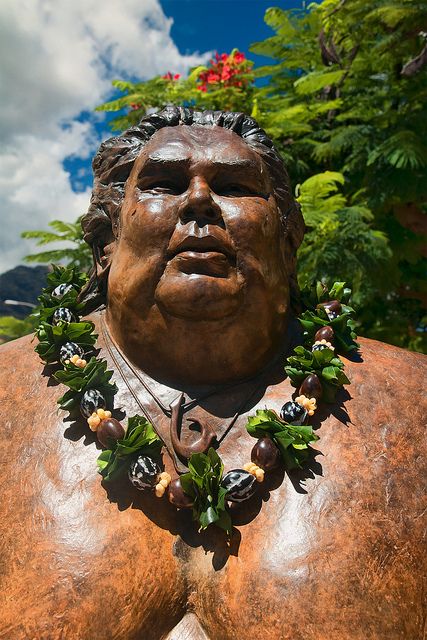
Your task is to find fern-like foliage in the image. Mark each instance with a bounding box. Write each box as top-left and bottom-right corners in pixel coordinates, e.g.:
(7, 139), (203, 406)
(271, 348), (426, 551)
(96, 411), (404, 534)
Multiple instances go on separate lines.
(297, 172), (392, 309)
(22, 217), (92, 272)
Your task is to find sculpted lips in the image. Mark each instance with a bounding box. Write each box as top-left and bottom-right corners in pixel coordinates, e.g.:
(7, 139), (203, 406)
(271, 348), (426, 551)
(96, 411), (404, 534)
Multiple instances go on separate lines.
(167, 229), (236, 276)
(168, 233), (236, 261)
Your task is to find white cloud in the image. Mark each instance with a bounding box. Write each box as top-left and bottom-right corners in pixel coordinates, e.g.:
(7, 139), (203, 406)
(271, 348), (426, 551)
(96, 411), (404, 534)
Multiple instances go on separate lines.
(0, 0), (210, 273)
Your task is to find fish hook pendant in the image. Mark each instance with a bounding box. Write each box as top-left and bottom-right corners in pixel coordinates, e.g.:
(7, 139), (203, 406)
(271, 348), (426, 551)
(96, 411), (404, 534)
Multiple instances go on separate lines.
(170, 393), (216, 464)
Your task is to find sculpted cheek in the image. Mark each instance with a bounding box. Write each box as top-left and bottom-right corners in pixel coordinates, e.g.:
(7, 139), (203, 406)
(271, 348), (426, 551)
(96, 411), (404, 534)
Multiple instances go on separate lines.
(120, 199), (177, 260)
(225, 200), (283, 270)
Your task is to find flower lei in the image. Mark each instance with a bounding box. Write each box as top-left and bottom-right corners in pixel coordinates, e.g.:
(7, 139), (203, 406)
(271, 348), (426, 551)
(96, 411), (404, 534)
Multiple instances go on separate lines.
(34, 265), (358, 535)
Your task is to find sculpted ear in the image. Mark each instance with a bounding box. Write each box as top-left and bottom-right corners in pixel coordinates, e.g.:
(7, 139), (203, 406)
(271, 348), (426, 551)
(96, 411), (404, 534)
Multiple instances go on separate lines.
(93, 230), (117, 283)
(78, 224), (117, 312)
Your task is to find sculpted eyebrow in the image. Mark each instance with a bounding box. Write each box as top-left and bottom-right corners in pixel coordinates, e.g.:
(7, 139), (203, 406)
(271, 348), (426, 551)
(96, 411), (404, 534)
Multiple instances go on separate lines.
(137, 156), (264, 185)
(214, 159), (258, 169)
(138, 157), (191, 177)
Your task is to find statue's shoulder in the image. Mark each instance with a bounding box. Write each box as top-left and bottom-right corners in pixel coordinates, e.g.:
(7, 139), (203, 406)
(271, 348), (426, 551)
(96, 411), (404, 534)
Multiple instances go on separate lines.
(271, 335), (426, 445)
(0, 332), (43, 389)
(0, 333), (61, 450)
(343, 336), (426, 401)
(354, 335), (426, 367)
(272, 334), (426, 397)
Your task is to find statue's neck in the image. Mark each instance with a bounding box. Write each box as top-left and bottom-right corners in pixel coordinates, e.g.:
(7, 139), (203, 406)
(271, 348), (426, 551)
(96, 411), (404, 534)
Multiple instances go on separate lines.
(104, 305), (295, 388)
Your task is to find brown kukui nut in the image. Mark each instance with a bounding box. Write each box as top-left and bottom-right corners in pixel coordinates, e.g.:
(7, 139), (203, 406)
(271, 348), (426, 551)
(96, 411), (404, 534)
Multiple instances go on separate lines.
(251, 437), (281, 471)
(314, 325), (335, 344)
(168, 478), (194, 509)
(97, 418), (126, 448)
(299, 373), (323, 400)
(319, 299), (342, 316)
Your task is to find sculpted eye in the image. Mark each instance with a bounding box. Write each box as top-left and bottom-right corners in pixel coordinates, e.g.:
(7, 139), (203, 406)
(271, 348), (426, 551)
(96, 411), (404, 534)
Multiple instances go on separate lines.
(219, 184), (252, 196)
(140, 181), (183, 195)
(218, 183), (264, 197)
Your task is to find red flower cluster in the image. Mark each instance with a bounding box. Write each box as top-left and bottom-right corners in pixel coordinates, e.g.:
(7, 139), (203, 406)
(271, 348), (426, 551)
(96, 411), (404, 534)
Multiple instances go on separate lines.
(162, 72), (181, 81)
(197, 51), (251, 92)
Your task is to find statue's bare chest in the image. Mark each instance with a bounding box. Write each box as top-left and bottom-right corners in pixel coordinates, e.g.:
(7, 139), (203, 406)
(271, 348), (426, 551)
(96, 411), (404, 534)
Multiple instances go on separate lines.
(1, 338), (426, 640)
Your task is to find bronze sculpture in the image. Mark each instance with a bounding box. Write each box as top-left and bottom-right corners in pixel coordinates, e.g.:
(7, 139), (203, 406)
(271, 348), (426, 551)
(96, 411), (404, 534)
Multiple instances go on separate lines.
(0, 107), (426, 639)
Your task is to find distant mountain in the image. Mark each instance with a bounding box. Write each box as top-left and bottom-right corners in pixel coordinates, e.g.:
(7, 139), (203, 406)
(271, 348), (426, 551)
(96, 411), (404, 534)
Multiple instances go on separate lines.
(0, 265), (49, 319)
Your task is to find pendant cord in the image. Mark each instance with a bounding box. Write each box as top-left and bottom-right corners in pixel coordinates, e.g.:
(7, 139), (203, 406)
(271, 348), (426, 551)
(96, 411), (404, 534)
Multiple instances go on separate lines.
(101, 317), (155, 424)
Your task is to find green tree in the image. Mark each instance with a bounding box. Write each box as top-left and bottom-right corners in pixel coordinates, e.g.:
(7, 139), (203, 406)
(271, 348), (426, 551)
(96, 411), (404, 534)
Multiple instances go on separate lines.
(96, 50), (255, 129)
(0, 315), (37, 343)
(250, 1), (427, 351)
(22, 217), (92, 272)
(1, 219), (92, 344)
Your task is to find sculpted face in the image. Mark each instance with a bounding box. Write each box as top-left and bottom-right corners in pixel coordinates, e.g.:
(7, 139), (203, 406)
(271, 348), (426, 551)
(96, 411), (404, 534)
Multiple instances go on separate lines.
(106, 125), (291, 384)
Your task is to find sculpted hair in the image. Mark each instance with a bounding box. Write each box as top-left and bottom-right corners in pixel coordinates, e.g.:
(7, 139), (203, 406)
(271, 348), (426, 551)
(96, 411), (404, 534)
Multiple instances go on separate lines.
(80, 105), (305, 310)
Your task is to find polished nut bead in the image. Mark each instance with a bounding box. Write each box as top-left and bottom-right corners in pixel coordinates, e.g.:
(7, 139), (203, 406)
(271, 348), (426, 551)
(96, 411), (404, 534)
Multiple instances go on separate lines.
(97, 418), (125, 448)
(314, 325), (335, 344)
(251, 437), (281, 470)
(168, 478), (194, 509)
(299, 373), (323, 400)
(80, 389), (106, 419)
(221, 470), (257, 503)
(318, 299), (342, 320)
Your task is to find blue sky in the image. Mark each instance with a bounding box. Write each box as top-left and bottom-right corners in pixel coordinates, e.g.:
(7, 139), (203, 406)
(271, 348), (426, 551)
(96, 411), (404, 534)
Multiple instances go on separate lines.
(65, 0), (298, 194)
(0, 0), (298, 273)
(162, 0), (286, 60)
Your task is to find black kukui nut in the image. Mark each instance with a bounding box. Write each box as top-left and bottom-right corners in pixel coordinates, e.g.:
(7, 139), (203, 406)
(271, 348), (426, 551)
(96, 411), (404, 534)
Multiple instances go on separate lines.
(314, 325), (335, 344)
(221, 469), (257, 503)
(251, 437), (280, 471)
(299, 373), (323, 400)
(80, 389), (106, 418)
(128, 455), (161, 491)
(52, 307), (74, 325)
(168, 478), (194, 509)
(52, 283), (73, 299)
(280, 401), (308, 425)
(96, 418), (125, 449)
(312, 343), (329, 352)
(59, 341), (84, 365)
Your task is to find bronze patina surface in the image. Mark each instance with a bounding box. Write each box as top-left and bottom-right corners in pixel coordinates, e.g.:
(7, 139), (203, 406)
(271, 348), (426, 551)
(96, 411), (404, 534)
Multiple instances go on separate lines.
(0, 107), (426, 639)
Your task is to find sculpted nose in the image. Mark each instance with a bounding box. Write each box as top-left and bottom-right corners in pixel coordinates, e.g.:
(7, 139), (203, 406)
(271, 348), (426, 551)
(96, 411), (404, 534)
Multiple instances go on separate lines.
(179, 177), (223, 225)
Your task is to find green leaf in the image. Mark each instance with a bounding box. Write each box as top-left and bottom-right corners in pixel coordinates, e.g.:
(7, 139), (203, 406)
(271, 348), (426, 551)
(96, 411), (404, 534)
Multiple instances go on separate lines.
(97, 450), (112, 471)
(98, 416), (162, 483)
(183, 448), (231, 534)
(245, 410), (318, 470)
(294, 70), (345, 95)
(328, 282), (346, 301)
(53, 356), (118, 410)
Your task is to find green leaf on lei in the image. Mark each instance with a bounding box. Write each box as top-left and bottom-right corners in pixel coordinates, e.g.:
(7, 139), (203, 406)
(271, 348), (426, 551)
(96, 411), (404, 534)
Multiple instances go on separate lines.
(97, 416), (162, 483)
(180, 448), (232, 534)
(299, 280), (358, 354)
(285, 343), (350, 402)
(246, 409), (318, 470)
(34, 320), (97, 363)
(54, 356), (117, 410)
(34, 265), (88, 322)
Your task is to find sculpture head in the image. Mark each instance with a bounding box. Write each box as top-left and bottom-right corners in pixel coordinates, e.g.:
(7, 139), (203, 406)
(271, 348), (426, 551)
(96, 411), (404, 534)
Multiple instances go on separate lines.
(81, 107), (304, 385)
